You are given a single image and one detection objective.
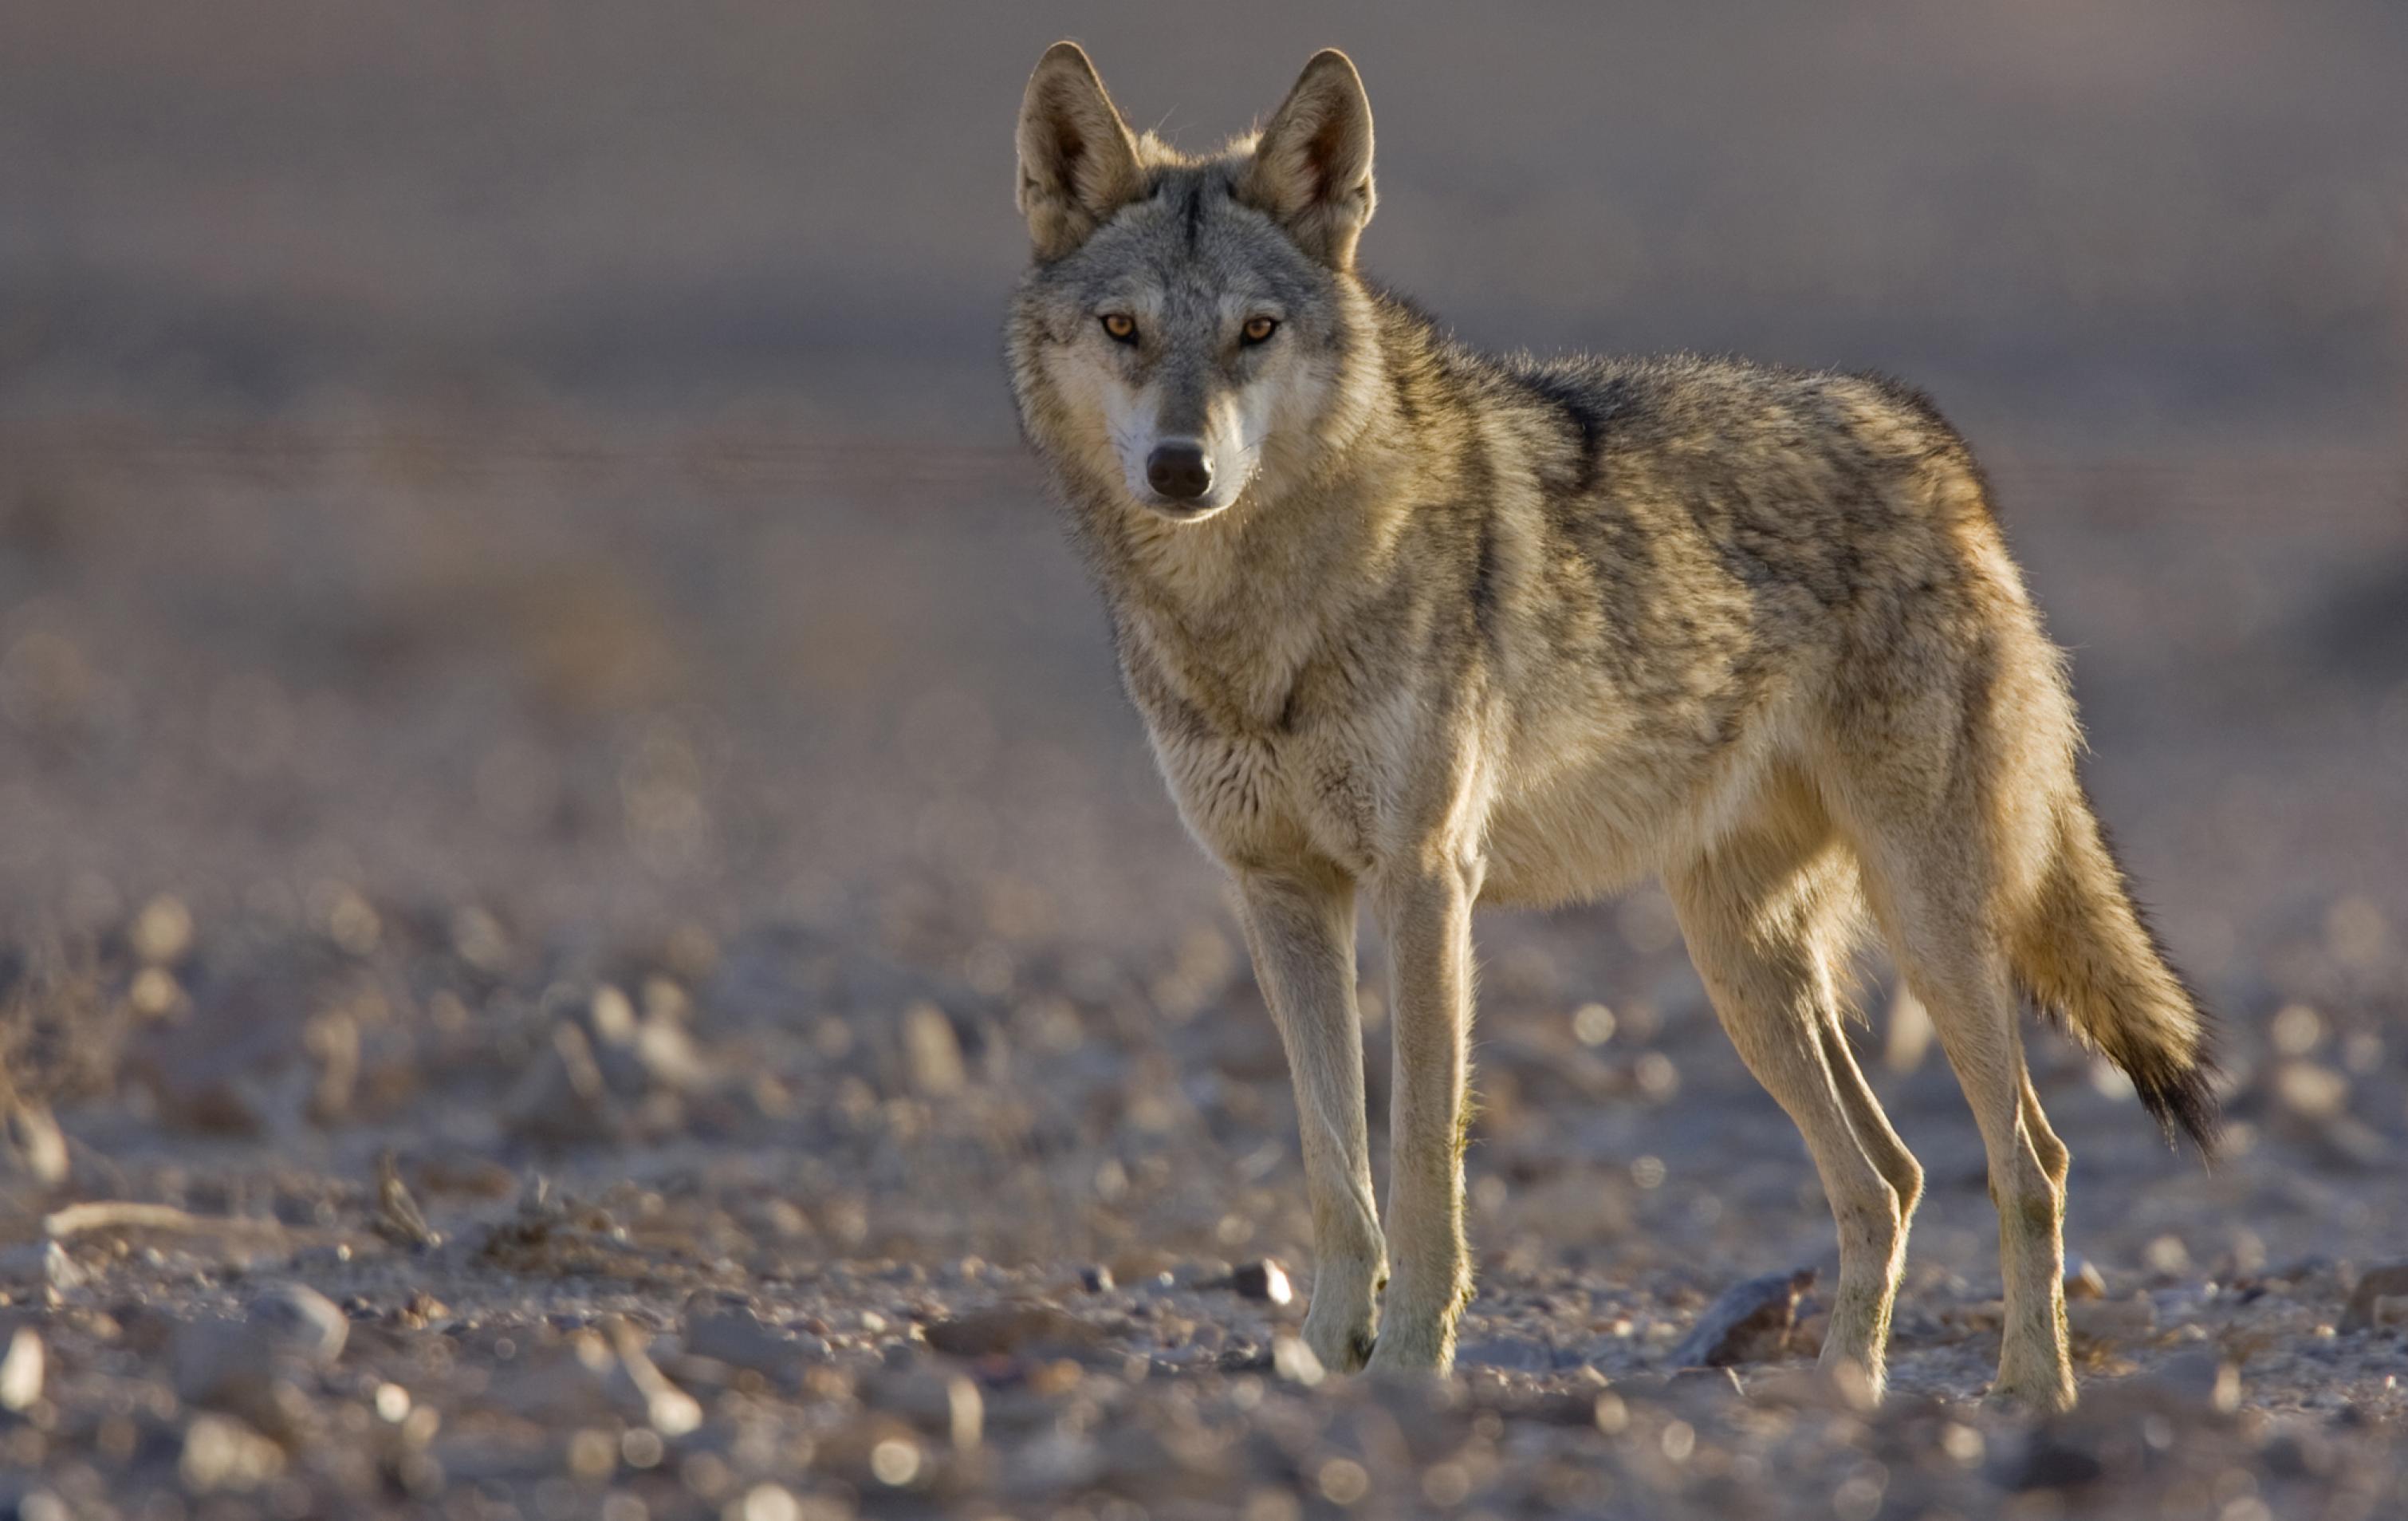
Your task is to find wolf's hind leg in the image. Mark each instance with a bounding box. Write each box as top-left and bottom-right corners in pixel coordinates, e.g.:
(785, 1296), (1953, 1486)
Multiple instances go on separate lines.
(1237, 865), (1385, 1372)
(1849, 825), (2077, 1412)
(1666, 822), (1916, 1400)
(1816, 1015), (1925, 1228)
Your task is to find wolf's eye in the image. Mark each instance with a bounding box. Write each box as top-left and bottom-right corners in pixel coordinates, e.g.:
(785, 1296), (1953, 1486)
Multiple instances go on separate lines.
(1100, 313), (1137, 343)
(1241, 316), (1280, 345)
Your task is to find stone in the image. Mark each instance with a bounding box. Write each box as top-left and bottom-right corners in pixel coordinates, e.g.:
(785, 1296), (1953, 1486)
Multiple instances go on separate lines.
(684, 1302), (808, 1383)
(44, 1239), (87, 1292)
(1666, 1267), (1815, 1368)
(303, 1007), (360, 1123)
(132, 895), (195, 964)
(171, 1318), (307, 1440)
(1269, 1333), (1324, 1386)
(503, 1020), (620, 1145)
(180, 1413), (286, 1492)
(608, 1318), (702, 1436)
(2, 1093), (69, 1187)
(728, 1484), (805, 1521)
(1224, 1259), (1293, 1305)
(902, 1003), (968, 1097)
(635, 1014), (710, 1091)
(865, 1365), (985, 1451)
(0, 1327), (42, 1412)
(249, 1282), (348, 1367)
(924, 1303), (1104, 1359)
(174, 1319), (277, 1408)
(2339, 1262), (2408, 1333)
(2065, 1255), (2108, 1301)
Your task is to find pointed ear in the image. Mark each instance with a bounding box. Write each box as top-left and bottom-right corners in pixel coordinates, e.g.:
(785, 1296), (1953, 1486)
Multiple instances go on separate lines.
(1239, 49), (1375, 268)
(1016, 41), (1146, 260)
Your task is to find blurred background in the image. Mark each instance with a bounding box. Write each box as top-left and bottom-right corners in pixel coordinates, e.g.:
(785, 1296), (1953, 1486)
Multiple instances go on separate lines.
(6, 2), (2407, 445)
(0, 4), (2406, 1509)
(1, 0), (2402, 928)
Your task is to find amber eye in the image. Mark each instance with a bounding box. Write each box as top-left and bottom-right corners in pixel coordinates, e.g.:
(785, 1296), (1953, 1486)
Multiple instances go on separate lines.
(1241, 316), (1280, 345)
(1100, 313), (1137, 343)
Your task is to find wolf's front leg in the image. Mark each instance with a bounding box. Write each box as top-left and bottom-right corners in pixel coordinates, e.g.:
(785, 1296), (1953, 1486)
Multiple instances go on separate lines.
(1236, 865), (1385, 1372)
(1365, 866), (1477, 1374)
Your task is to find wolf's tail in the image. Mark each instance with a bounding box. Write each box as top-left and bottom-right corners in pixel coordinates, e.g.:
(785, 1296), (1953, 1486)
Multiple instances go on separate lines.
(2009, 790), (2219, 1153)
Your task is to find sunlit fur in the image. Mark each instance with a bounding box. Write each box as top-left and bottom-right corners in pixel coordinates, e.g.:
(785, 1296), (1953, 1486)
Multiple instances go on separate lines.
(1008, 42), (2216, 1410)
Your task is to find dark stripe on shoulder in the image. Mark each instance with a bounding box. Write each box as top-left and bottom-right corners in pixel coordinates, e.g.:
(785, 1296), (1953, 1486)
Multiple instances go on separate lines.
(1183, 177), (1206, 255)
(1512, 368), (1606, 497)
(1461, 428), (1502, 656)
(1470, 514), (1500, 648)
(1387, 352), (1422, 425)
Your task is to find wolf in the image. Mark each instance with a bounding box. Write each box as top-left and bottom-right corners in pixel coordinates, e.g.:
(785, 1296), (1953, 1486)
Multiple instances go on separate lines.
(1005, 41), (2215, 1409)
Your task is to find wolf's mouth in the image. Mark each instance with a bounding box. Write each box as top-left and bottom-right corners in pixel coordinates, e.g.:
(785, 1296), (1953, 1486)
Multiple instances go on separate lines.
(1139, 497), (1229, 522)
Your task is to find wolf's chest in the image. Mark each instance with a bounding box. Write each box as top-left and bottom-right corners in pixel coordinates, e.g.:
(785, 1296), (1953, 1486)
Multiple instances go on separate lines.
(1143, 711), (1378, 874)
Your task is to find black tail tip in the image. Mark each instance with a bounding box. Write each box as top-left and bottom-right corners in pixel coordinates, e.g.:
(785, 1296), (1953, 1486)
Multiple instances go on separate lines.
(2135, 1060), (2222, 1160)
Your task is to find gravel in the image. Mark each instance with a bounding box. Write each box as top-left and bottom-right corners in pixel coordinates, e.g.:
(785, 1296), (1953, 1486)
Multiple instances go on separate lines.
(0, 420), (2402, 1517)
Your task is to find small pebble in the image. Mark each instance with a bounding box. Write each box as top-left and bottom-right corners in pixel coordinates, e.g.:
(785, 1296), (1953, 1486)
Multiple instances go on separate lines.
(1228, 1259), (1293, 1306)
(0, 1328), (42, 1412)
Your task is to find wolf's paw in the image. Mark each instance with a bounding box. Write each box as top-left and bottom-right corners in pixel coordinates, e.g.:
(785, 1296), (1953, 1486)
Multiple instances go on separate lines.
(1300, 1253), (1384, 1374)
(1362, 1318), (1454, 1377)
(1812, 1349), (1887, 1409)
(1984, 1372), (2078, 1414)
(1300, 1295), (1379, 1374)
(1301, 1317), (1376, 1375)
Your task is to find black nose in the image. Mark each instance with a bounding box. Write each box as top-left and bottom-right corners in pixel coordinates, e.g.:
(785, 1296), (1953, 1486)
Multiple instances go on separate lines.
(1146, 441), (1214, 501)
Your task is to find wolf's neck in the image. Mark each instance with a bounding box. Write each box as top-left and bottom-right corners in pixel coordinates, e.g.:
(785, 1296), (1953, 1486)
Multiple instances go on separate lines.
(1103, 487), (1344, 656)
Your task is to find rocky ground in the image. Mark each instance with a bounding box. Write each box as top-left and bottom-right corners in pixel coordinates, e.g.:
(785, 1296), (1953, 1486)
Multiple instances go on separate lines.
(0, 415), (2405, 1519)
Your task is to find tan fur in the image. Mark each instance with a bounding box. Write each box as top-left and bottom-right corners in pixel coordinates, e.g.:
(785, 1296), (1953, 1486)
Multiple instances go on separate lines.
(1007, 44), (2216, 1409)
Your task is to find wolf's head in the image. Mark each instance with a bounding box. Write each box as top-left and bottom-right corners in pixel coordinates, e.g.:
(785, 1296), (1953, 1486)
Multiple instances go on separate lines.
(1008, 44), (1380, 524)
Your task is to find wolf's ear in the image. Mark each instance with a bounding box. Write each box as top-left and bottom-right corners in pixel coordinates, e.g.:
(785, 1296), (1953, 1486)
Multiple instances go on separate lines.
(1017, 42), (1145, 260)
(1239, 49), (1375, 269)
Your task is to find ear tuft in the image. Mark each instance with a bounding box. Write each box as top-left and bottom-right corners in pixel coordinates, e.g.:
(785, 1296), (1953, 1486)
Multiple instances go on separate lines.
(1016, 41), (1145, 260)
(1238, 49), (1375, 268)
